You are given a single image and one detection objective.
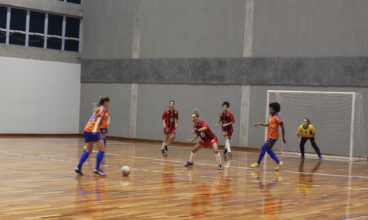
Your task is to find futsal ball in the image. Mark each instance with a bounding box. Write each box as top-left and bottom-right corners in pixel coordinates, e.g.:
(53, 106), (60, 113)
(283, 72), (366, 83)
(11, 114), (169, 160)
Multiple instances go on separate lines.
(121, 166), (131, 176)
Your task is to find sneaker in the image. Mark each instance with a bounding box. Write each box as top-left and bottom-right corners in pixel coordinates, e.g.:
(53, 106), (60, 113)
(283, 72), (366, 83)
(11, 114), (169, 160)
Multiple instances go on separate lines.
(161, 149), (165, 154)
(165, 145), (168, 151)
(184, 161), (194, 167)
(300, 155), (304, 159)
(251, 162), (260, 168)
(223, 148), (228, 155)
(75, 167), (84, 175)
(94, 169), (106, 176)
(318, 156), (322, 160)
(218, 164), (223, 170)
(275, 161), (283, 171)
(228, 152), (232, 157)
(83, 146), (86, 152)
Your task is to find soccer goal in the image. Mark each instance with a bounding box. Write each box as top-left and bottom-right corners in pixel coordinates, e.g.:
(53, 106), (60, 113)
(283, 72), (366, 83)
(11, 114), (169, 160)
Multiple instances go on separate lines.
(266, 90), (367, 161)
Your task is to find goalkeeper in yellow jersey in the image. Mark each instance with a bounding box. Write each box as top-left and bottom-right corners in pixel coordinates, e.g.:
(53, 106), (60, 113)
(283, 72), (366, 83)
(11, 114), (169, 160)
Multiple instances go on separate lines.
(297, 119), (322, 159)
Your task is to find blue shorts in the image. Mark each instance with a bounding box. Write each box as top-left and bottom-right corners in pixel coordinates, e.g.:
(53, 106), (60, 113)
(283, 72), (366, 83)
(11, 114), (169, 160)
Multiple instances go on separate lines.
(84, 131), (102, 143)
(100, 128), (108, 134)
(266, 138), (278, 146)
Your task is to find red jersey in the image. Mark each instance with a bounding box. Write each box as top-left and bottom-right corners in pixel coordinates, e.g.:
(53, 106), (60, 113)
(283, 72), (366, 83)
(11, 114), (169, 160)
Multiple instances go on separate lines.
(100, 109), (110, 129)
(194, 120), (217, 141)
(220, 111), (235, 132)
(267, 114), (284, 140)
(84, 106), (107, 132)
(162, 109), (179, 129)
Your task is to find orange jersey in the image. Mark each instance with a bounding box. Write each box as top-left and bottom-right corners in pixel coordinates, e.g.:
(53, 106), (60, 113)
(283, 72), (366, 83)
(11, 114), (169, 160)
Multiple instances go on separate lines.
(99, 109), (110, 129)
(267, 114), (284, 140)
(84, 106), (107, 132)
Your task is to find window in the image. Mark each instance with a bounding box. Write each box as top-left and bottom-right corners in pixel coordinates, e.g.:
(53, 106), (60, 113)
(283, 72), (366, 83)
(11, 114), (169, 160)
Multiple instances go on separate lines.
(0, 6), (6, 44)
(67, 0), (82, 4)
(0, 6), (7, 29)
(30, 11), (45, 33)
(0, 6), (81, 52)
(48, 14), (63, 36)
(10, 8), (26, 31)
(55, 0), (82, 5)
(9, 33), (25, 46)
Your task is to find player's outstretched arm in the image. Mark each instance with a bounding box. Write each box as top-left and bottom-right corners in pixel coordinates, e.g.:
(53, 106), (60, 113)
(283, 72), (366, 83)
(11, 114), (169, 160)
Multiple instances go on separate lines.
(314, 133), (317, 144)
(188, 135), (199, 143)
(280, 123), (287, 143)
(297, 134), (301, 143)
(215, 119), (221, 127)
(254, 123), (269, 127)
(176, 119), (179, 129)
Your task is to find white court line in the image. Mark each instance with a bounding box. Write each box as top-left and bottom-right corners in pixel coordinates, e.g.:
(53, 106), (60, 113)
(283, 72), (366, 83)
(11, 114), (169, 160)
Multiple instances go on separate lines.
(91, 150), (368, 179)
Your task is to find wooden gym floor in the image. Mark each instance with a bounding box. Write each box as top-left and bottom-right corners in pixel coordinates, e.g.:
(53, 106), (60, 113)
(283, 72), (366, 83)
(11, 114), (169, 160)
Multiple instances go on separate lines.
(1, 138), (368, 220)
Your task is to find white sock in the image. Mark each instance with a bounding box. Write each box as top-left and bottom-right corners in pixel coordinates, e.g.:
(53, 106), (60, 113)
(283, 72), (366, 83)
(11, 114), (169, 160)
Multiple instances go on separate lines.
(161, 142), (165, 150)
(215, 153), (221, 165)
(225, 140), (231, 152)
(189, 152), (196, 163)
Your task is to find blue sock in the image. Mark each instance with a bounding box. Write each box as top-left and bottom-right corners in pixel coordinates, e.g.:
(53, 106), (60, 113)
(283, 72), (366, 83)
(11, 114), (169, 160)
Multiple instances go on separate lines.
(267, 147), (280, 164)
(95, 151), (105, 170)
(103, 138), (106, 149)
(77, 152), (90, 169)
(257, 144), (267, 164)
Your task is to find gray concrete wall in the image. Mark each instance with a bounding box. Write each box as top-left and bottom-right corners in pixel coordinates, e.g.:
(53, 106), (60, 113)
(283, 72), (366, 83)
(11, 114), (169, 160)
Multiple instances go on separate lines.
(252, 0), (368, 57)
(0, 44), (81, 64)
(136, 84), (241, 145)
(139, 0), (245, 58)
(0, 0), (82, 17)
(81, 57), (368, 86)
(81, 0), (135, 59)
(79, 83), (131, 138)
(0, 56), (81, 133)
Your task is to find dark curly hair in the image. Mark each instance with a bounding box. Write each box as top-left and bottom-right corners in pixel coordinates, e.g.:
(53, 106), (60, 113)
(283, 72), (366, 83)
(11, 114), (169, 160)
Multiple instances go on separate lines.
(222, 101), (230, 108)
(269, 102), (281, 113)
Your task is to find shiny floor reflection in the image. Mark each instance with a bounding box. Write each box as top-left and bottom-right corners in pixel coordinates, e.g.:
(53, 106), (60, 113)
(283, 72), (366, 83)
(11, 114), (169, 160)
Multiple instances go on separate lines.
(0, 138), (367, 219)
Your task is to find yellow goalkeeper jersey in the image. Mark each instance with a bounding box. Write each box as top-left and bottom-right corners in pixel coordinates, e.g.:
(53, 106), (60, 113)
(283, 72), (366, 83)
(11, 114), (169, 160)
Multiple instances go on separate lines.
(296, 124), (316, 138)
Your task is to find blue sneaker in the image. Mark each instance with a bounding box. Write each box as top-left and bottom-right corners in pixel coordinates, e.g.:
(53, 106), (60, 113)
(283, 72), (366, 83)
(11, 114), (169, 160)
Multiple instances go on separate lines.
(94, 169), (106, 176)
(75, 167), (84, 175)
(318, 156), (322, 160)
(300, 155), (304, 159)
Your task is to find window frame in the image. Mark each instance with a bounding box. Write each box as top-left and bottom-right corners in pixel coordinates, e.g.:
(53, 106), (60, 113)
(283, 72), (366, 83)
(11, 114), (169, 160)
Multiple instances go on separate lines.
(0, 5), (82, 52)
(54, 0), (82, 5)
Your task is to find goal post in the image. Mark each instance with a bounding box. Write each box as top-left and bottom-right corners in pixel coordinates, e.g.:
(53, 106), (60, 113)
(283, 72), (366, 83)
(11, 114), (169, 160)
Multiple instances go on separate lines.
(266, 90), (366, 161)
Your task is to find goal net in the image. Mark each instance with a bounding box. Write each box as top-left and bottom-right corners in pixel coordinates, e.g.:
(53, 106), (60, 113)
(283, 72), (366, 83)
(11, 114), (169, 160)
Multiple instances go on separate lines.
(267, 90), (366, 161)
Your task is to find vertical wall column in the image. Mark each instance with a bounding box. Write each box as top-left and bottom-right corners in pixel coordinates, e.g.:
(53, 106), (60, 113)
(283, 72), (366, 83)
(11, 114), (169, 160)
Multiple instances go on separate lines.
(239, 0), (254, 147)
(128, 0), (141, 138)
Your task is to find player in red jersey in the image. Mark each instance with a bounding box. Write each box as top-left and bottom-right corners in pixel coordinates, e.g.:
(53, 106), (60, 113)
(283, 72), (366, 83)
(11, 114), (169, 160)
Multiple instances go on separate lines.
(161, 100), (179, 153)
(215, 101), (235, 156)
(184, 108), (223, 170)
(251, 102), (286, 171)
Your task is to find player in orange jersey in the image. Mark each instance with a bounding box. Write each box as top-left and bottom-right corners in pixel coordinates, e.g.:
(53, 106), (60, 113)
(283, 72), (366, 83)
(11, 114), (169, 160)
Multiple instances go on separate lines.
(161, 100), (179, 153)
(75, 96), (110, 176)
(251, 102), (286, 171)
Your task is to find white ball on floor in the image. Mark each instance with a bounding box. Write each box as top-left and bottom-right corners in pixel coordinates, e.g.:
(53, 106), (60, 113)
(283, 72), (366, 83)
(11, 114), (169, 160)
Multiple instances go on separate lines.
(121, 166), (131, 176)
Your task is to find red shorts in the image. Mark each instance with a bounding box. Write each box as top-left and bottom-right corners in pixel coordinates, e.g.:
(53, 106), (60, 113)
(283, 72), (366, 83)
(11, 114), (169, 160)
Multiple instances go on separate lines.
(222, 129), (233, 138)
(199, 137), (218, 148)
(164, 128), (176, 134)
